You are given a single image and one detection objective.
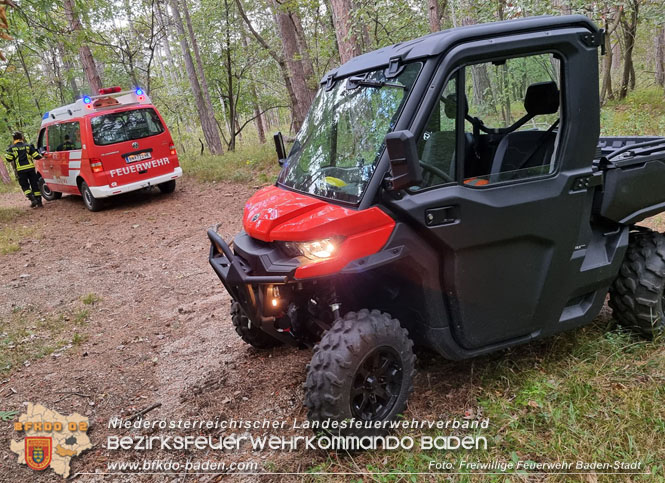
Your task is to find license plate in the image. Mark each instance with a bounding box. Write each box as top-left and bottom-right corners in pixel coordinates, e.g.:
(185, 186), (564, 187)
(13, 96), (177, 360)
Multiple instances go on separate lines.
(126, 152), (151, 163)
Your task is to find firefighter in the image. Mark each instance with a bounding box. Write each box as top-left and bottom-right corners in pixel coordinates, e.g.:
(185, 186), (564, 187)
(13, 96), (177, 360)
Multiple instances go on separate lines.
(4, 132), (43, 208)
(57, 134), (75, 151)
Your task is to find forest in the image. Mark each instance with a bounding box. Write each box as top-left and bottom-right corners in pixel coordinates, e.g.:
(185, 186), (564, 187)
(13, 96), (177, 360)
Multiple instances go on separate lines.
(0, 0), (664, 165)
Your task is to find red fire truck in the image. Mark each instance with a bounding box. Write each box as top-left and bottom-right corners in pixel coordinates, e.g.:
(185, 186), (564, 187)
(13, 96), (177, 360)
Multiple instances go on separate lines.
(35, 87), (182, 211)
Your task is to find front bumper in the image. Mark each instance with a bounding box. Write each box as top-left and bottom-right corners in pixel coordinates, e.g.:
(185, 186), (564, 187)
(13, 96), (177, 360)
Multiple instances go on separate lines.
(89, 167), (183, 198)
(207, 227), (290, 296)
(208, 227), (302, 345)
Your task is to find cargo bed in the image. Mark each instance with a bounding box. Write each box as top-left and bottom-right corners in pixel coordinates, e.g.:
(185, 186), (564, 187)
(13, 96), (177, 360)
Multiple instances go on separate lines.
(595, 136), (665, 224)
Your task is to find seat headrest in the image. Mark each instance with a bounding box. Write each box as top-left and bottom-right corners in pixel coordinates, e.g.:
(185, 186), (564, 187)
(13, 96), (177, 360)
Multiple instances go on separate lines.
(443, 93), (469, 119)
(524, 81), (559, 116)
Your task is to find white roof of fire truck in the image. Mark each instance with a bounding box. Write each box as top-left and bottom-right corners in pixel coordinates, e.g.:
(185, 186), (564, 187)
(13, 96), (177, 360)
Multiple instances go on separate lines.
(41, 87), (152, 127)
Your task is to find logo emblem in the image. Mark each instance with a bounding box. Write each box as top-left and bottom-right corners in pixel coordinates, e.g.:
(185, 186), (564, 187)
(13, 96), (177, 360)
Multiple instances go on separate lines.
(251, 214), (259, 222)
(25, 437), (52, 471)
(132, 142), (139, 149)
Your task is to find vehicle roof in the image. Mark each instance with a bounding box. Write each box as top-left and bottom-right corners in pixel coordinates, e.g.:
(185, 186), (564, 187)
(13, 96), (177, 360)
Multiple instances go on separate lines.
(41, 91), (153, 127)
(321, 14), (598, 82)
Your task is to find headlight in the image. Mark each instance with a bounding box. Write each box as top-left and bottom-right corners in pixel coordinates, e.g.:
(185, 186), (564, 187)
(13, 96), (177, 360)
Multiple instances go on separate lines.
(282, 238), (338, 260)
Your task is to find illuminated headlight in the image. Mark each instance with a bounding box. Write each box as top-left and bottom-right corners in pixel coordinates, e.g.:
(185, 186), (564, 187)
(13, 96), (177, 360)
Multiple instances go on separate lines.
(283, 238), (338, 260)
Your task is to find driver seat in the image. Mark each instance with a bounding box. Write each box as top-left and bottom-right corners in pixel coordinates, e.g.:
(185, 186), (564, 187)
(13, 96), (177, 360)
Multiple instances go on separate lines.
(489, 82), (560, 183)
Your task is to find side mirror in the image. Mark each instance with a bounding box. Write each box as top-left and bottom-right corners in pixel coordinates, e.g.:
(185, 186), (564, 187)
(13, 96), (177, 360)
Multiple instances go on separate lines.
(384, 130), (422, 191)
(273, 132), (287, 167)
(38, 146), (46, 155)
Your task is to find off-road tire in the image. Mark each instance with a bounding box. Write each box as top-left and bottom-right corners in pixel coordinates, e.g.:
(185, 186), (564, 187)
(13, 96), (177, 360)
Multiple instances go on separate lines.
(609, 230), (665, 337)
(38, 175), (62, 201)
(80, 181), (103, 212)
(231, 302), (283, 349)
(158, 180), (176, 194)
(304, 309), (415, 436)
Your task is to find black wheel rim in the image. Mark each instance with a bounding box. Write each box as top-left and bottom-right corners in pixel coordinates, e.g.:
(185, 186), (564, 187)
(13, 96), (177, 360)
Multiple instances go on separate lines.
(350, 346), (403, 421)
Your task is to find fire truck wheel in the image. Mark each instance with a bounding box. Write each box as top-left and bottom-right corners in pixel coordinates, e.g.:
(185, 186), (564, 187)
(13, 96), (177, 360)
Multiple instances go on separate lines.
(609, 229), (665, 337)
(231, 302), (283, 349)
(38, 176), (62, 201)
(304, 309), (415, 436)
(158, 180), (176, 194)
(80, 181), (103, 212)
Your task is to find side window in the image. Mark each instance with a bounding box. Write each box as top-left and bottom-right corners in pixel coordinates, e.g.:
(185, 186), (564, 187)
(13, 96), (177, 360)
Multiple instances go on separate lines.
(37, 128), (46, 152)
(463, 53), (562, 186)
(413, 75), (458, 190)
(57, 121), (81, 151)
(47, 124), (61, 152)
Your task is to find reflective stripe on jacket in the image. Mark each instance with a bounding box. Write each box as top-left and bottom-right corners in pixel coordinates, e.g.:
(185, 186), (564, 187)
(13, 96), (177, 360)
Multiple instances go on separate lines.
(4, 141), (41, 171)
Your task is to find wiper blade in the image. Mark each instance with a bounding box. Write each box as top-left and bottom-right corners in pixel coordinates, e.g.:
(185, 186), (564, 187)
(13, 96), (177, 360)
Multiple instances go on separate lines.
(346, 76), (404, 90)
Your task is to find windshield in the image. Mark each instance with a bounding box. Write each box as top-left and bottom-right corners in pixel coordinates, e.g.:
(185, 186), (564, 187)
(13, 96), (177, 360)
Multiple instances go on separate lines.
(277, 63), (421, 204)
(91, 108), (164, 146)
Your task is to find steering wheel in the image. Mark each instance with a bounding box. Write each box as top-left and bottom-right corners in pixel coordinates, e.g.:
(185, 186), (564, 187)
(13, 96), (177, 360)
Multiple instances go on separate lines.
(420, 160), (454, 183)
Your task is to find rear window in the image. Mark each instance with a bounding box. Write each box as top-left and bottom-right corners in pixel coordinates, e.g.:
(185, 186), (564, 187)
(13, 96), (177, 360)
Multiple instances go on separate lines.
(91, 108), (165, 146)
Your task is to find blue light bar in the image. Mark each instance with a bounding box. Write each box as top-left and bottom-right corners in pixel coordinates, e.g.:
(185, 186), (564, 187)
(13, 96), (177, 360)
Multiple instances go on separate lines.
(83, 95), (92, 104)
(42, 112), (49, 120)
(135, 88), (144, 96)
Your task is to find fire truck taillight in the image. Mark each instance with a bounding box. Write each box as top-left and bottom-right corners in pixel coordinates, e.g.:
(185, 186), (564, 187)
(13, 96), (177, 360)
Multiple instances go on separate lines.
(99, 86), (122, 95)
(90, 159), (104, 173)
(169, 144), (176, 156)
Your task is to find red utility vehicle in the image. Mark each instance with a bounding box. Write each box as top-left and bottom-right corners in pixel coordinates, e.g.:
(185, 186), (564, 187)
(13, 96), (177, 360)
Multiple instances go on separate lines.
(35, 86), (182, 211)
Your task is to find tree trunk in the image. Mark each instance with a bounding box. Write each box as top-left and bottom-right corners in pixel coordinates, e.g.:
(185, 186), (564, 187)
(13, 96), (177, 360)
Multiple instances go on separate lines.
(63, 0), (102, 94)
(241, 35), (266, 144)
(168, 0), (224, 154)
(57, 42), (79, 102)
(600, 11), (622, 104)
(656, 26), (665, 87)
(290, 10), (316, 88)
(182, 0), (224, 147)
(235, 0), (303, 130)
(15, 43), (40, 112)
(0, 161), (11, 184)
(223, 0), (236, 151)
(156, 1), (178, 84)
(46, 46), (66, 104)
(428, 0), (441, 33)
(619, 3), (638, 100)
(271, 0), (315, 128)
(329, 0), (361, 63)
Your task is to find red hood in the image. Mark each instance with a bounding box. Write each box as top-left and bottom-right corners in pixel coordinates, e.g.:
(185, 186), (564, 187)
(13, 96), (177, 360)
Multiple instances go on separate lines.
(243, 186), (392, 242)
(242, 186), (396, 279)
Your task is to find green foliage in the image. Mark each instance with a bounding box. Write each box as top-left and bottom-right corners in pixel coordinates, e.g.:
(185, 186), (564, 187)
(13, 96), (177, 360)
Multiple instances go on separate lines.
(601, 88), (665, 136)
(81, 293), (101, 305)
(0, 304), (90, 374)
(179, 142), (280, 184)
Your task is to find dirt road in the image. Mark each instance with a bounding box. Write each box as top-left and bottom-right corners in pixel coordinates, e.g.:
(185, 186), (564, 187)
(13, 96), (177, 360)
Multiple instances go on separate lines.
(0, 178), (592, 481)
(0, 179), (330, 480)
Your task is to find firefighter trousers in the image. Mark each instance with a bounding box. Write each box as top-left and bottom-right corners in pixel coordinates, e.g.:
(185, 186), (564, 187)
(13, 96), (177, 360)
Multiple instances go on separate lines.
(17, 169), (41, 200)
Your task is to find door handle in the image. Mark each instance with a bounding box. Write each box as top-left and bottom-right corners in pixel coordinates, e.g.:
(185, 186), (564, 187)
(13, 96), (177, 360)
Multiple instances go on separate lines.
(425, 206), (459, 226)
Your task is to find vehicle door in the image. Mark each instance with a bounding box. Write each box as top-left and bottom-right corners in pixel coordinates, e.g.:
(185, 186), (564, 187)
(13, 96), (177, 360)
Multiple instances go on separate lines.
(386, 30), (601, 349)
(56, 121), (83, 190)
(45, 124), (65, 188)
(36, 127), (50, 179)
